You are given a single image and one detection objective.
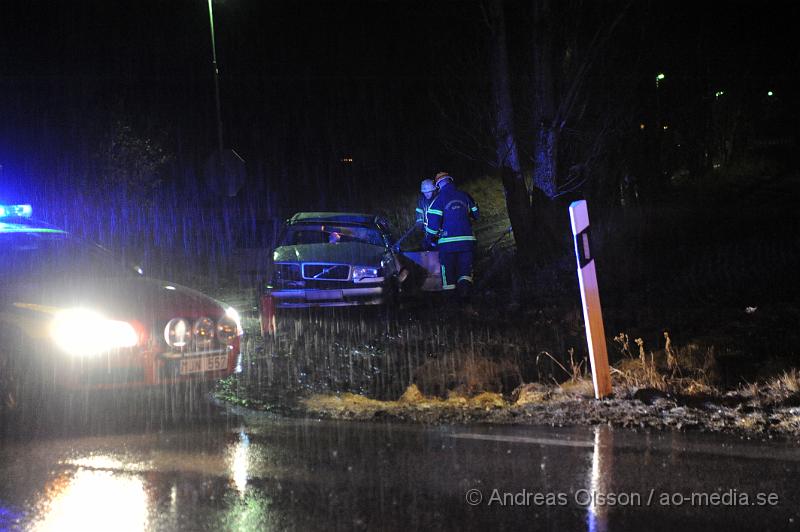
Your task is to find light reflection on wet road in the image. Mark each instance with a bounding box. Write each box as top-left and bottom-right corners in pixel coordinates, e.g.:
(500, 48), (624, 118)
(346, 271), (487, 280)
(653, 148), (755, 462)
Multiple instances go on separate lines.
(1, 405), (799, 531)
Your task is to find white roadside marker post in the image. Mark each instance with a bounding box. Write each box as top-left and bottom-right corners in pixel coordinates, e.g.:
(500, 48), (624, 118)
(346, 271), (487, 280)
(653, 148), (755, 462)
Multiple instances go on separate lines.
(569, 200), (612, 399)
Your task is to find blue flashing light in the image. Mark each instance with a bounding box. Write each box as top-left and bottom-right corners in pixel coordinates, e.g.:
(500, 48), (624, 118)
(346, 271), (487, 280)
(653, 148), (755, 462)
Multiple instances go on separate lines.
(0, 204), (32, 218)
(0, 222), (65, 234)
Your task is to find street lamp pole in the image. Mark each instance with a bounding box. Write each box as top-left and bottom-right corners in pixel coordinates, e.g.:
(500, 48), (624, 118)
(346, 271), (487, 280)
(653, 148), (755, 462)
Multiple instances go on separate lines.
(202, 0), (245, 197)
(655, 72), (665, 128)
(207, 0), (224, 156)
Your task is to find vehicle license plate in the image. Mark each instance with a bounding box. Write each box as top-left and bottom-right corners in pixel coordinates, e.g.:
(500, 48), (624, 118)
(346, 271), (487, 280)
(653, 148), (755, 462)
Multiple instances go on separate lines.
(306, 290), (343, 301)
(180, 355), (228, 375)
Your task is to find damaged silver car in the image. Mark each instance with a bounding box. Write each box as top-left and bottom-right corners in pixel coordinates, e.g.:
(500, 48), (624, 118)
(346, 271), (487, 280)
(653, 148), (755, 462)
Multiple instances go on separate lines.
(259, 212), (408, 335)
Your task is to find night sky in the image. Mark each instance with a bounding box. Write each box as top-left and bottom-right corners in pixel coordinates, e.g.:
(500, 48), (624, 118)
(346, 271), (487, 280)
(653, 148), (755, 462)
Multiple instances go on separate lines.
(1, 1), (797, 210)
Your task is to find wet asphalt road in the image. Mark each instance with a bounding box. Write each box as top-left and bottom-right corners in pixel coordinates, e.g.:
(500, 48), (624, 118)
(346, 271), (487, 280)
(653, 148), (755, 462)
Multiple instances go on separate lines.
(1, 400), (799, 532)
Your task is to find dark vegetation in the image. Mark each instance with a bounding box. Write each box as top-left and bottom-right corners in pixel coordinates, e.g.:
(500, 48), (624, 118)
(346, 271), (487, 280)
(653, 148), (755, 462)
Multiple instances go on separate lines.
(218, 165), (799, 392)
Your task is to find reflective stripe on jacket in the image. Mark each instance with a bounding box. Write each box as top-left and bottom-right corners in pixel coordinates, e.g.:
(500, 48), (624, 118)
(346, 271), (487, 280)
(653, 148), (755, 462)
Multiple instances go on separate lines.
(426, 181), (479, 251)
(415, 194), (433, 227)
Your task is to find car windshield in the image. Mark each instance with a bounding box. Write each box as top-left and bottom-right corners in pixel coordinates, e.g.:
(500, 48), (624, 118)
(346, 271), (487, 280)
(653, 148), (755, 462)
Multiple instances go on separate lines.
(280, 224), (385, 247)
(0, 231), (135, 282)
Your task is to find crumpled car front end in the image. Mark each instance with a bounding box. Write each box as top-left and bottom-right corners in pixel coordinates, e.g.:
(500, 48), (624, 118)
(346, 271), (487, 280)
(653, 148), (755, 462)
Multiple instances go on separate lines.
(267, 241), (394, 308)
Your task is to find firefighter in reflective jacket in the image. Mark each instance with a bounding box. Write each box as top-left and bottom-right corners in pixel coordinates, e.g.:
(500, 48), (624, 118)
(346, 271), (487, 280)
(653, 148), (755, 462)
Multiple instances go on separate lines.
(426, 172), (479, 301)
(416, 179), (438, 250)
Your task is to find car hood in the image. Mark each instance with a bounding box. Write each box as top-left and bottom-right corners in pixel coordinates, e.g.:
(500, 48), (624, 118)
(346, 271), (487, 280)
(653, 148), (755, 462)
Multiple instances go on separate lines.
(3, 276), (227, 324)
(273, 242), (386, 265)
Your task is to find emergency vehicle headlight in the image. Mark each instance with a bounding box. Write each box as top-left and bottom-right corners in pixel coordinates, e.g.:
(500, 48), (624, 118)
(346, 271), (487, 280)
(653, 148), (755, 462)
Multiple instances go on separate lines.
(0, 204), (32, 218)
(352, 266), (380, 283)
(50, 308), (139, 356)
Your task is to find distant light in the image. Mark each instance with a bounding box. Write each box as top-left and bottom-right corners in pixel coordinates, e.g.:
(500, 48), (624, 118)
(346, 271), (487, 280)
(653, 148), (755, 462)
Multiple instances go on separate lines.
(639, 123), (645, 130)
(663, 125), (669, 130)
(767, 91), (774, 97)
(656, 73), (665, 81)
(715, 90), (725, 98)
(341, 156), (353, 164)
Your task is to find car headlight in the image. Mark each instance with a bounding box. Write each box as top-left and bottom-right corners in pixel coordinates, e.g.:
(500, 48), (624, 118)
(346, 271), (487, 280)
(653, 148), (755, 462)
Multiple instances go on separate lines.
(217, 307), (242, 345)
(164, 318), (192, 348)
(217, 317), (238, 345)
(50, 308), (139, 356)
(224, 307), (243, 335)
(193, 317), (216, 346)
(352, 266), (381, 283)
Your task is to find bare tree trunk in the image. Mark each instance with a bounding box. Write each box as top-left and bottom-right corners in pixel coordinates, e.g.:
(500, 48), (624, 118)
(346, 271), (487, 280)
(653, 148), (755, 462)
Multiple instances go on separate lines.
(533, 126), (558, 198)
(531, 0), (558, 200)
(487, 0), (535, 263)
(488, 0), (520, 173)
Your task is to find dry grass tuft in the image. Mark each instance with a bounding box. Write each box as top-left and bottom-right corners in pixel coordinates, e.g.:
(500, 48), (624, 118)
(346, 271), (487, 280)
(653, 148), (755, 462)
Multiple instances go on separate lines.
(610, 332), (725, 396)
(738, 381), (763, 407)
(413, 350), (522, 397)
(468, 392), (507, 409)
(513, 383), (551, 405)
(567, 348), (586, 382)
(613, 333), (634, 358)
(735, 413), (766, 431)
(612, 338), (668, 392)
(675, 378), (716, 396)
(664, 331), (680, 377)
(399, 384), (425, 404)
(301, 392), (389, 417)
(559, 377), (596, 398)
(635, 337), (647, 366)
(302, 385), (507, 418)
(776, 369), (800, 394)
(763, 369), (800, 404)
(445, 390), (469, 406)
(536, 348), (586, 384)
(772, 415), (800, 433)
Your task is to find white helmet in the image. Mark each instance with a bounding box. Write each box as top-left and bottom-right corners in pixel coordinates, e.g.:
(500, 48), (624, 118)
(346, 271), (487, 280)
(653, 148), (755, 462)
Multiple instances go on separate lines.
(420, 179), (436, 193)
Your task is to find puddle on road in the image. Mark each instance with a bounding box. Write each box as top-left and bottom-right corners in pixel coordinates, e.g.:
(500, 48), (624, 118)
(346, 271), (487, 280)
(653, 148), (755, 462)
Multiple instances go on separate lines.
(3, 419), (798, 531)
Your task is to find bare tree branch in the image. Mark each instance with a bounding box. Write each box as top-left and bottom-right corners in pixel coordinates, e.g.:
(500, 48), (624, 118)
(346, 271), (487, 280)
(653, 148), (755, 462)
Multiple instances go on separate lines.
(553, 0), (633, 131)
